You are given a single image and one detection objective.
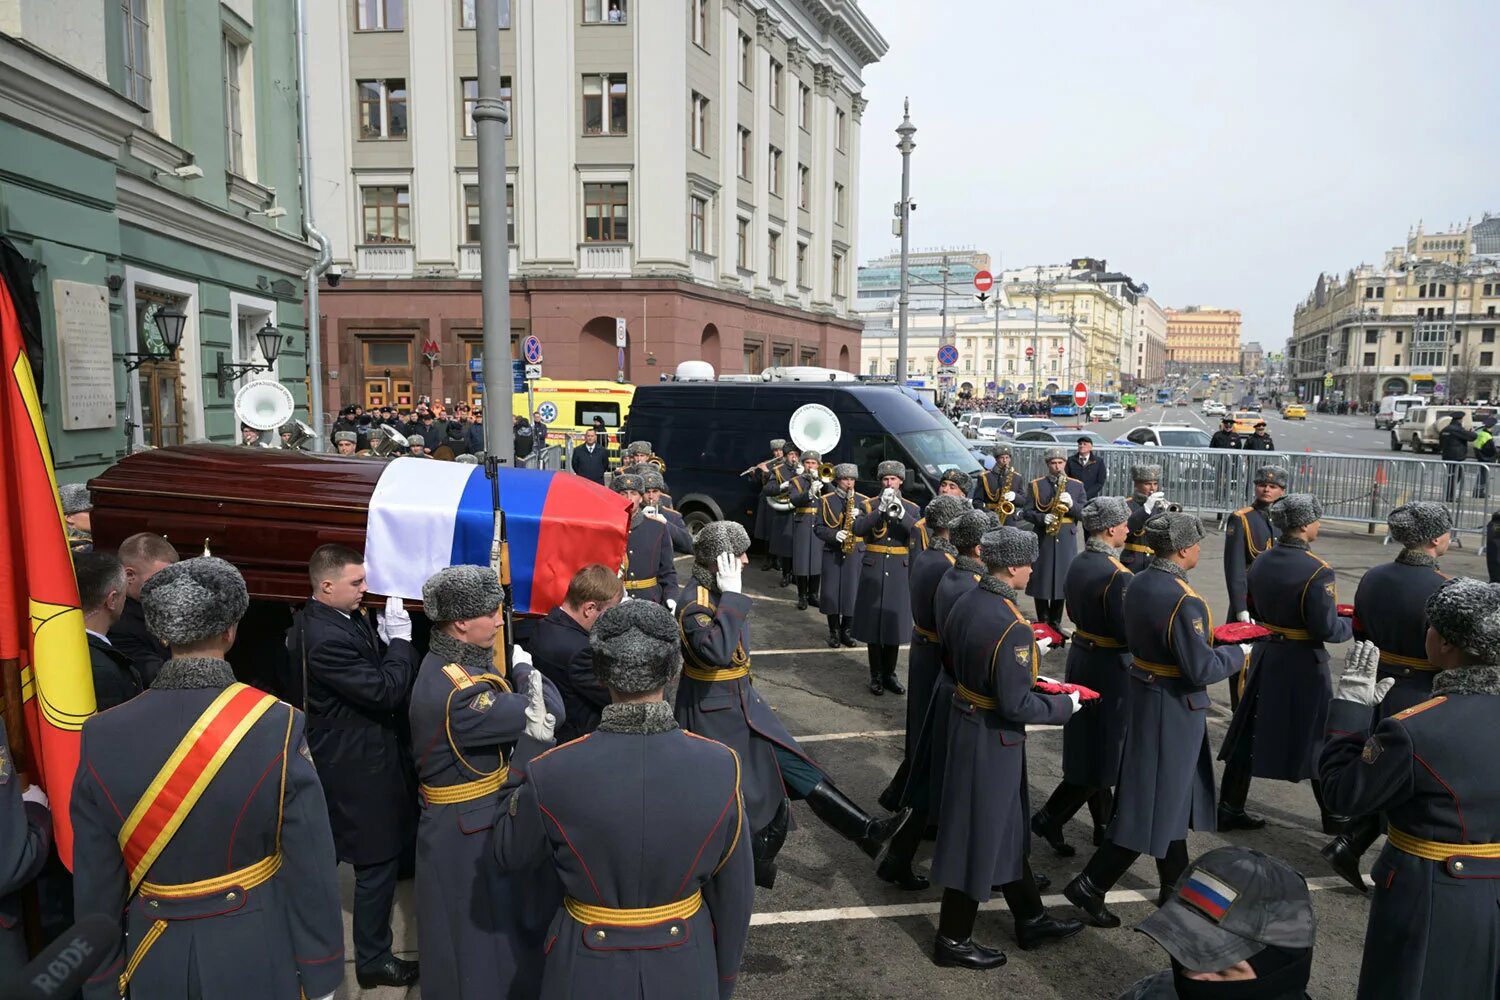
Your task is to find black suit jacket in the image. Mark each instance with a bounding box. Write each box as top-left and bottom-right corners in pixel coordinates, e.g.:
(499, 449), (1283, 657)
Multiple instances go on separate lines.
(1065, 453), (1108, 500)
(106, 596), (169, 687)
(570, 442), (609, 484)
(287, 600), (420, 864)
(529, 607), (608, 743)
(87, 633), (143, 712)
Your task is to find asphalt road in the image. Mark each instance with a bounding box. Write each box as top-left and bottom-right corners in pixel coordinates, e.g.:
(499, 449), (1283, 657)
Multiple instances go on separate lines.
(340, 527), (1496, 1000)
(1090, 402), (1398, 457)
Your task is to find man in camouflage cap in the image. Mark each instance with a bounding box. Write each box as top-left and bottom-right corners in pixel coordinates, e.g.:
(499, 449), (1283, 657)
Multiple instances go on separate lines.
(59, 482), (93, 552)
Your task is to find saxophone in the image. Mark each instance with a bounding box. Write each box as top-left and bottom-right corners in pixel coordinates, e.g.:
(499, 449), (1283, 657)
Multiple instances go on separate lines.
(840, 490), (858, 555)
(1044, 472), (1070, 538)
(998, 471), (1017, 521)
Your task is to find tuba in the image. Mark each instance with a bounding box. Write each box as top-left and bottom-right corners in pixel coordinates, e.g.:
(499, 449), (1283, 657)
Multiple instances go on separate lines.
(789, 403), (842, 456)
(371, 424), (409, 458)
(234, 379), (295, 435)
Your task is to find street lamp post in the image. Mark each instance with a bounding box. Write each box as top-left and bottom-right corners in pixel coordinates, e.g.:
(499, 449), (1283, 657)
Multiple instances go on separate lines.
(474, 0), (514, 464)
(895, 100), (916, 387)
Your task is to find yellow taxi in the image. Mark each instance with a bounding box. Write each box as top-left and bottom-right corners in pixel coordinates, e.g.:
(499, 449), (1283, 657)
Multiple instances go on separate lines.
(1282, 403), (1307, 420)
(512, 379), (636, 457)
(1230, 411), (1261, 434)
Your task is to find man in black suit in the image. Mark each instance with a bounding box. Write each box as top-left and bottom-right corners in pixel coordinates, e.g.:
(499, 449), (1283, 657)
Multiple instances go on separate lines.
(529, 564), (624, 742)
(106, 531), (177, 686)
(286, 544), (420, 990)
(570, 427), (609, 483)
(1065, 437), (1108, 500)
(76, 551), (142, 711)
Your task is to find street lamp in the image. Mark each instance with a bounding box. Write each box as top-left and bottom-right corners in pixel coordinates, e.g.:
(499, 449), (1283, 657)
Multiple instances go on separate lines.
(213, 320), (286, 396)
(894, 99), (916, 387)
(122, 307), (186, 372)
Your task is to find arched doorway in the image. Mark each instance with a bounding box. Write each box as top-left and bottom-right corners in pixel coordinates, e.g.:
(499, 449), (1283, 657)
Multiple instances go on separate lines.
(701, 323), (722, 373)
(580, 316), (627, 382)
(837, 344), (851, 371)
(1381, 377), (1408, 396)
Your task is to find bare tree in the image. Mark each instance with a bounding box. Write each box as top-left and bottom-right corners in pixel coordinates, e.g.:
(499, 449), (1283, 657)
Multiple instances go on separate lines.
(1448, 343), (1482, 403)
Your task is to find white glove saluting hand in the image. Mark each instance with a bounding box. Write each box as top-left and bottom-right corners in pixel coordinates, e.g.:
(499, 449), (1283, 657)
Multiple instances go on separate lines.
(524, 670), (556, 743)
(1146, 491), (1167, 514)
(715, 551), (743, 595)
(381, 596), (412, 643)
(1335, 639), (1393, 707)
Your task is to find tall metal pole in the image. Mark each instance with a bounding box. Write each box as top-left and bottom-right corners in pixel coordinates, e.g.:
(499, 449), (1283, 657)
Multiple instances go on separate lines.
(296, 0), (331, 449)
(1031, 280), (1041, 400)
(992, 298), (1000, 399)
(475, 0), (514, 464)
(1446, 261), (1462, 403)
(895, 100), (916, 386)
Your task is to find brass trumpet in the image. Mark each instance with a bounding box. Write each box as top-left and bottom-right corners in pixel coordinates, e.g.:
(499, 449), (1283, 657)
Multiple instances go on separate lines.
(818, 462), (837, 484)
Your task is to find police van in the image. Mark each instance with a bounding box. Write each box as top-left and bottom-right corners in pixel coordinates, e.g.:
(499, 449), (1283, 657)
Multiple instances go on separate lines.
(625, 367), (981, 536)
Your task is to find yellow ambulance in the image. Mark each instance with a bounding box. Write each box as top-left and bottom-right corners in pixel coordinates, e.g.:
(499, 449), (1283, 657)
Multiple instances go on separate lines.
(510, 379), (636, 461)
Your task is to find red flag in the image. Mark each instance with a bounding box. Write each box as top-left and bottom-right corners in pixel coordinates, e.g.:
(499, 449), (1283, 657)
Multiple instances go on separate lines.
(0, 273), (94, 867)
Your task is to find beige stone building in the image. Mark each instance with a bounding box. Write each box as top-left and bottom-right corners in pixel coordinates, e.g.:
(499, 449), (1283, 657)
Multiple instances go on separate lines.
(1132, 294), (1169, 386)
(999, 265), (1129, 390)
(1240, 341), (1265, 376)
(1165, 306), (1242, 376)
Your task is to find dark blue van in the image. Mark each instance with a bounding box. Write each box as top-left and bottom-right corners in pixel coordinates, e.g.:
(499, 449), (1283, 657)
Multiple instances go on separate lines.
(625, 382), (981, 535)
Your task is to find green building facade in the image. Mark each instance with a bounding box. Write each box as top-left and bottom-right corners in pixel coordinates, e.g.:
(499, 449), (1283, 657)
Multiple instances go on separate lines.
(0, 0), (314, 483)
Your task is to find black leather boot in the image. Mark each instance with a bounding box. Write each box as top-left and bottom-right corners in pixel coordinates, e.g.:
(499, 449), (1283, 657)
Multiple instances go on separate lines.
(839, 617), (857, 647)
(1031, 805), (1077, 858)
(752, 799), (791, 889)
(875, 808), (929, 890)
(796, 578), (809, 611)
(1217, 747), (1265, 831)
(826, 615), (841, 648)
(1321, 814), (1378, 892)
(1015, 913), (1085, 950)
(878, 758), (910, 814)
(804, 780), (905, 858)
(1087, 788), (1113, 847)
(779, 561), (792, 587)
(880, 671), (905, 695)
(933, 935), (1007, 970)
(880, 645), (905, 694)
(1063, 873), (1120, 928)
(356, 956), (420, 989)
(1216, 803), (1266, 832)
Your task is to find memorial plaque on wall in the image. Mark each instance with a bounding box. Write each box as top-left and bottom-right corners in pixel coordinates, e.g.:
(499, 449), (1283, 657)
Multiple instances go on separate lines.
(53, 279), (116, 430)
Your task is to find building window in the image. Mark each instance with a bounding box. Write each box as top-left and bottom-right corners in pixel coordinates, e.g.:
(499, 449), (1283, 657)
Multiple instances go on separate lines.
(222, 35), (245, 175)
(689, 195), (707, 253)
(796, 241), (807, 286)
(460, 0), (511, 28)
(583, 182), (628, 242)
(833, 181), (845, 224)
(357, 79), (408, 139)
(691, 93), (709, 152)
(463, 183), (515, 244)
(835, 108), (846, 151)
(798, 82), (811, 130)
(1363, 352), (1376, 366)
(767, 231), (780, 281)
(356, 0), (404, 30)
(798, 165), (810, 209)
(692, 0), (708, 48)
(462, 77), (512, 138)
(121, 0), (151, 109)
(769, 59), (784, 110)
(583, 0), (626, 23)
(582, 74), (628, 135)
(1393, 354), (1401, 366)
(768, 146), (782, 196)
(738, 32), (751, 85)
(832, 251), (844, 293)
(1484, 328), (1496, 343)
(362, 186), (411, 244)
(1364, 328), (1378, 344)
(736, 217), (749, 270)
(1483, 351), (1495, 367)
(1395, 330), (1404, 344)
(737, 127), (751, 179)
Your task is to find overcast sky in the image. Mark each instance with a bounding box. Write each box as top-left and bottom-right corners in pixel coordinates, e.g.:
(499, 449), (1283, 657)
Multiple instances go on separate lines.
(853, 0), (1500, 351)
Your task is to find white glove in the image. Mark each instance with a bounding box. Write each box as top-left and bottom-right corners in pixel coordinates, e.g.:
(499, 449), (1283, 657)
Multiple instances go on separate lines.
(642, 506), (666, 523)
(1238, 644), (1254, 660)
(667, 598), (677, 613)
(778, 481), (793, 493)
(1146, 491), (1167, 514)
(1044, 513), (1058, 527)
(21, 784), (48, 809)
(1058, 491), (1074, 510)
(510, 643), (532, 672)
(715, 551), (742, 594)
(1236, 611), (1252, 624)
(1335, 639), (1394, 706)
(1035, 636), (1053, 654)
(809, 479), (823, 497)
(1067, 690), (1083, 715)
(524, 670), (556, 743)
(1003, 490), (1016, 503)
(381, 596), (412, 642)
(836, 529), (850, 543)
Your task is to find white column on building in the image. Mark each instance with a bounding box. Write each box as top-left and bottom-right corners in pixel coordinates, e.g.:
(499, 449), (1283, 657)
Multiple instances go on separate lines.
(517, 0), (576, 268)
(783, 41), (802, 301)
(809, 64), (835, 307)
(845, 94), (865, 308)
(408, 0), (456, 268)
(307, 0), (353, 262)
(633, 0), (687, 271)
(716, 0), (740, 282)
(751, 8), (773, 292)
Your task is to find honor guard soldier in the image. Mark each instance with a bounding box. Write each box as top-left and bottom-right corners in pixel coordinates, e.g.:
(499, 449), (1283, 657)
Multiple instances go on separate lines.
(1122, 464), (1168, 573)
(528, 564), (624, 743)
(60, 482), (93, 553)
(1218, 494), (1352, 834)
(1021, 448), (1088, 630)
(853, 461), (921, 696)
(332, 429), (359, 456)
(930, 526), (1084, 968)
(491, 601), (755, 1000)
(1319, 581), (1500, 1000)
(975, 444), (1023, 523)
(1064, 513), (1252, 927)
(613, 472), (679, 609)
(874, 495), (971, 890)
(639, 468), (692, 554)
(408, 565), (565, 1000)
(785, 450), (827, 610)
(1034, 496), (1135, 856)
(750, 438), (787, 570)
(1222, 465), (1287, 709)
(813, 462), (866, 648)
(761, 446), (802, 587)
(913, 470), (974, 551)
(618, 439), (659, 473)
(1321, 502), (1452, 890)
(675, 523), (902, 889)
(286, 544), (420, 990)
(0, 721), (51, 981)
(71, 558), (343, 1000)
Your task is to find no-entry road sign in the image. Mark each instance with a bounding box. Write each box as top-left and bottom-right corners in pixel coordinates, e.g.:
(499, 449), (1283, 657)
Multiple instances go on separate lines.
(973, 270), (994, 294)
(1074, 382), (1089, 407)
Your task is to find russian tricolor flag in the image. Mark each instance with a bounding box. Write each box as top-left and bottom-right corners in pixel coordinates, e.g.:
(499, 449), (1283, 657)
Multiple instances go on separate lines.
(1178, 870), (1239, 922)
(364, 458), (630, 615)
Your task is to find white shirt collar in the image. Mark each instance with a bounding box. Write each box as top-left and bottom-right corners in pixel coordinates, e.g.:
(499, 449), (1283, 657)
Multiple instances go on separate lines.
(86, 628), (111, 645)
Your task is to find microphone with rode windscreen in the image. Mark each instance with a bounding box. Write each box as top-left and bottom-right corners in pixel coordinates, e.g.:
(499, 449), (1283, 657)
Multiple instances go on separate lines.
(1, 913), (117, 1000)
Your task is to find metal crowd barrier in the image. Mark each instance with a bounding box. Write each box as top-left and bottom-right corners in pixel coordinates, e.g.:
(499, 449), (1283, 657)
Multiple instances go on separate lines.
(999, 441), (1498, 545)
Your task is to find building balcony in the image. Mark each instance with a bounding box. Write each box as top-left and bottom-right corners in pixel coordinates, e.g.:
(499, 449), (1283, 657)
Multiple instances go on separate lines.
(690, 253), (716, 284)
(458, 245), (520, 278)
(356, 244), (414, 276)
(578, 243), (632, 276)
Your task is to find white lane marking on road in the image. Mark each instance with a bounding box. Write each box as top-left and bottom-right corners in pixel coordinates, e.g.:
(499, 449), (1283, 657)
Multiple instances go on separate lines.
(793, 725), (1064, 743)
(750, 874), (1369, 926)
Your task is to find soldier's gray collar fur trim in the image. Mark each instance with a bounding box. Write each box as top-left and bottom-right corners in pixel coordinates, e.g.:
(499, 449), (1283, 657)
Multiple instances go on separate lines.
(1252, 499), (1272, 511)
(977, 575), (1018, 601)
(691, 565), (717, 590)
(1277, 537), (1310, 550)
(1086, 538), (1122, 556)
(596, 701), (678, 735)
(929, 536), (958, 557)
(1396, 548), (1439, 567)
(428, 629), (495, 672)
(955, 555), (985, 576)
(151, 657), (236, 690)
(1132, 492), (1150, 504)
(629, 511), (645, 530)
(1432, 664), (1500, 698)
(1149, 557), (1188, 579)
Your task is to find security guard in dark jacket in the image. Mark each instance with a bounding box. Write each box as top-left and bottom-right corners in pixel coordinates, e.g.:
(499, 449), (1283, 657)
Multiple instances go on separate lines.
(0, 719), (51, 980)
(286, 544), (420, 989)
(408, 565), (565, 1000)
(813, 463), (865, 648)
(1222, 465), (1286, 710)
(1321, 502), (1452, 889)
(1065, 513), (1250, 928)
(492, 601), (755, 1000)
(785, 451), (827, 610)
(1034, 497), (1134, 856)
(1218, 495), (1351, 834)
(852, 461), (922, 695)
(71, 558), (343, 1000)
(1319, 579), (1500, 1000)
(1122, 464), (1166, 573)
(1021, 448), (1088, 629)
(613, 472), (678, 608)
(527, 564), (623, 743)
(974, 444), (1023, 523)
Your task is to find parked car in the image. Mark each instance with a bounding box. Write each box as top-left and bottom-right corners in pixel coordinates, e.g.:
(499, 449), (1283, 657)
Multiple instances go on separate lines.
(1282, 403), (1307, 420)
(1229, 410), (1261, 434)
(1391, 405), (1497, 453)
(1113, 424), (1213, 449)
(1374, 394), (1424, 431)
(1015, 429), (1110, 446)
(971, 413), (1009, 441)
(1002, 417), (1064, 439)
(1089, 405), (1114, 422)
(1202, 400), (1227, 416)
(1105, 403), (1126, 421)
(967, 444), (996, 470)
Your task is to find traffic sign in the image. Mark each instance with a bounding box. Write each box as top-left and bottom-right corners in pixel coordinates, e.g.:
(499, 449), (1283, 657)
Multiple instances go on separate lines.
(1025, 346), (1035, 360)
(525, 363), (543, 381)
(936, 343), (959, 367)
(469, 358), (484, 384)
(973, 270), (994, 294)
(523, 335), (543, 365)
(511, 360), (525, 392)
(1073, 382), (1089, 407)
(615, 318), (628, 348)
(1322, 375), (1334, 388)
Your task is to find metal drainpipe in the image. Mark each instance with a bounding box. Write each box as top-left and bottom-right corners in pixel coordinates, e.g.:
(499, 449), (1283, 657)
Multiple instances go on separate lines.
(297, 0), (332, 450)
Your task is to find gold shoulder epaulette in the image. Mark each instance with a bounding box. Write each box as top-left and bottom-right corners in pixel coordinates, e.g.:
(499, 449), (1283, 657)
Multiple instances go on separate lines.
(441, 663), (471, 690)
(1393, 696), (1447, 721)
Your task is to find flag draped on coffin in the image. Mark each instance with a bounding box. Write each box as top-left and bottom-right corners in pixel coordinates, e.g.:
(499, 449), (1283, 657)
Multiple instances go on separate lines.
(0, 267), (95, 868)
(364, 459), (631, 614)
